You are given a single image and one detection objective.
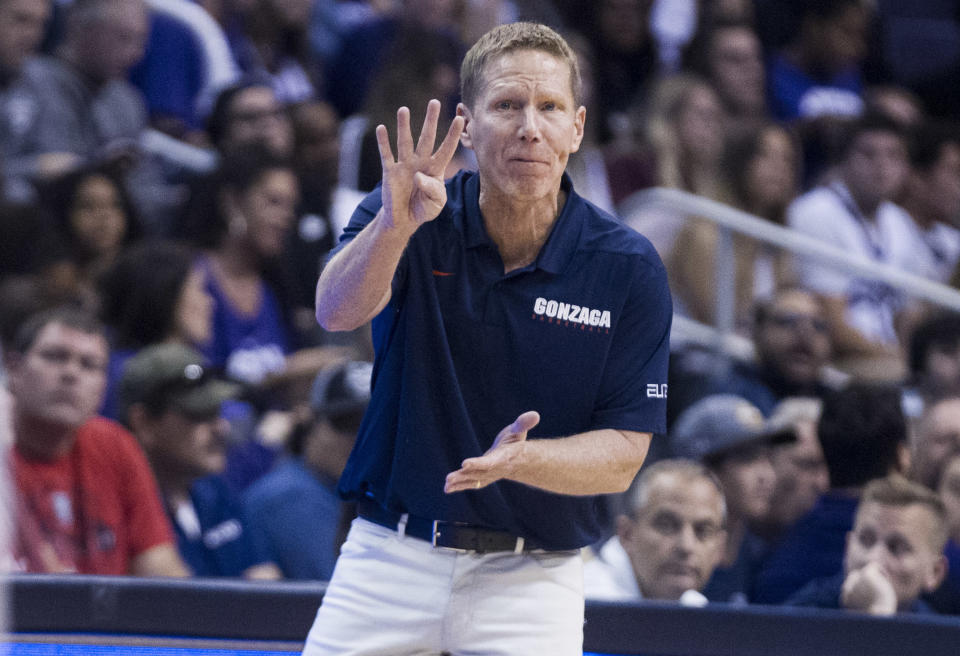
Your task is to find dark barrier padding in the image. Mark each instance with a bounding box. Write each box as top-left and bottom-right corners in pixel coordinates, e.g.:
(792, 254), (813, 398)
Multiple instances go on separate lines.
(7, 575), (960, 655)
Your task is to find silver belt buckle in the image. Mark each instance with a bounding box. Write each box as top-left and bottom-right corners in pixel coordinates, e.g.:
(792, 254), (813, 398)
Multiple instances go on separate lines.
(431, 520), (470, 553)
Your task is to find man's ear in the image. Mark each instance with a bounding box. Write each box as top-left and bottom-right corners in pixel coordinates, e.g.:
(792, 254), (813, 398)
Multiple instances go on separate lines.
(616, 514), (635, 542)
(926, 553), (949, 593)
(126, 404), (156, 448)
(457, 103), (473, 150)
(569, 105), (586, 154)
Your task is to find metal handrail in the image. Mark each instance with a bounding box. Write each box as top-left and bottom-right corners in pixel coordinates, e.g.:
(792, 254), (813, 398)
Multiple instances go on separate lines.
(620, 187), (960, 350)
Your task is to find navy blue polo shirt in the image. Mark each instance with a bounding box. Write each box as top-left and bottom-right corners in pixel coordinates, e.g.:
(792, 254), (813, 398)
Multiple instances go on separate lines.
(334, 170), (671, 550)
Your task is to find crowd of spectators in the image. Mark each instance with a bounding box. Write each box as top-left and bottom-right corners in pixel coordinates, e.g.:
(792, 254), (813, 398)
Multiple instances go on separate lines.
(5, 0), (960, 629)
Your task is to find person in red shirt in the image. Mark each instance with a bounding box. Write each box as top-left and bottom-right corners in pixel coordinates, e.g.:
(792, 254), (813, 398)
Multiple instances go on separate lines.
(5, 306), (188, 576)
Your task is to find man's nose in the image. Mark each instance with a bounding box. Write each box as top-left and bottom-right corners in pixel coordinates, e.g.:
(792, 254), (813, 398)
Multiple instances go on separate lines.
(518, 106), (542, 141)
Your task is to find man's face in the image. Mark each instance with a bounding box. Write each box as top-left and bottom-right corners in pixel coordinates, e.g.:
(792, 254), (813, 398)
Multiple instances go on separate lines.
(916, 142), (960, 227)
(225, 86), (293, 158)
(937, 455), (960, 544)
(713, 446), (776, 523)
(709, 26), (765, 114)
(143, 409), (229, 480)
(769, 420), (829, 528)
(911, 398), (960, 489)
(8, 321), (108, 431)
(0, 0), (50, 75)
(755, 290), (831, 384)
(458, 49), (585, 204)
(619, 475), (725, 600)
(74, 0), (148, 82)
(842, 130), (909, 210)
(814, 4), (868, 73)
(844, 501), (945, 610)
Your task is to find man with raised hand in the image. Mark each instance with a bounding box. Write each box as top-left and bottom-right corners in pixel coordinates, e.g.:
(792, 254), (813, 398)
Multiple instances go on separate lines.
(307, 21), (672, 656)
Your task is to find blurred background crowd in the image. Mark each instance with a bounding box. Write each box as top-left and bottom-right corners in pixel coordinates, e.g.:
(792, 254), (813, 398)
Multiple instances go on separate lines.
(5, 0), (960, 621)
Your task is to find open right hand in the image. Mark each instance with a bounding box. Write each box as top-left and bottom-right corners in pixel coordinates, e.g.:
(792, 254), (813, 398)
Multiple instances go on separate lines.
(376, 99), (465, 232)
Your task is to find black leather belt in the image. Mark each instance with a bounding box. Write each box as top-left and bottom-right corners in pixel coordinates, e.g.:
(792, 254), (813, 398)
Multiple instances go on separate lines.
(358, 500), (540, 553)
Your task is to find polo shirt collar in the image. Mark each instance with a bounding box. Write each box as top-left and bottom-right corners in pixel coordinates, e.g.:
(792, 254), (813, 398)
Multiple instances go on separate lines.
(460, 172), (585, 275)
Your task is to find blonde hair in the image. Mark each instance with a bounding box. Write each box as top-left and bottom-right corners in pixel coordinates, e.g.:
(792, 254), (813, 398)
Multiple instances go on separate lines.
(860, 475), (948, 553)
(460, 22), (582, 110)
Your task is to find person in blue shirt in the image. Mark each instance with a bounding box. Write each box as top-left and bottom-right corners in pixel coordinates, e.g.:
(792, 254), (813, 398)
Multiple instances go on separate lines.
(305, 21), (672, 656)
(119, 343), (281, 579)
(243, 359), (372, 580)
(786, 475), (947, 615)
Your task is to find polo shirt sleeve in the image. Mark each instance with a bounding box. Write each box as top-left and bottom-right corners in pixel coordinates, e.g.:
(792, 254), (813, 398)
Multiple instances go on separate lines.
(110, 424), (177, 559)
(592, 254), (672, 435)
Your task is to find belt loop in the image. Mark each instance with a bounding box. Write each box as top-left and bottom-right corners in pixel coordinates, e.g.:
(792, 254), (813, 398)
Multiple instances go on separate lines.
(398, 513), (409, 538)
(513, 537), (525, 554)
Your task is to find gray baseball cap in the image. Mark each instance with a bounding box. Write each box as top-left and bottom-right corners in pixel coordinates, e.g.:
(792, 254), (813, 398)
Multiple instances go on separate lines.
(119, 344), (241, 420)
(670, 394), (796, 462)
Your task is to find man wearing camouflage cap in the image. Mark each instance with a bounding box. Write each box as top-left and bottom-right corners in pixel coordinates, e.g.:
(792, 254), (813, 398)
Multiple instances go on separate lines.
(120, 343), (280, 579)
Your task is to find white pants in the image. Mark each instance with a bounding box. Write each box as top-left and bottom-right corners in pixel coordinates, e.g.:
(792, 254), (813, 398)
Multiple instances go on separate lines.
(301, 517), (585, 656)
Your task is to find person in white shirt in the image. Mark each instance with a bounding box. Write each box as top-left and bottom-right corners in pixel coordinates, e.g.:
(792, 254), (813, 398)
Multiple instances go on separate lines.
(787, 113), (916, 377)
(584, 459), (726, 605)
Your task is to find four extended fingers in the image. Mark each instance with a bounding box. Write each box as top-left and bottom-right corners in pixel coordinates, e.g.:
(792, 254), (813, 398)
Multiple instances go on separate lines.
(376, 100), (464, 171)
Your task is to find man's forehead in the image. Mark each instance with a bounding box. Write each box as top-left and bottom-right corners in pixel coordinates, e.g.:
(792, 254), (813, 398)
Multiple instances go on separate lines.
(856, 501), (937, 534)
(33, 321), (106, 353)
(643, 477), (723, 513)
(479, 49), (574, 94)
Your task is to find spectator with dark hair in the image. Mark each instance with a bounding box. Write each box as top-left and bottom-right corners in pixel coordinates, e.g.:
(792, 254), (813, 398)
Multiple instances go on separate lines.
(204, 80), (293, 160)
(223, 0), (320, 105)
(671, 288), (835, 423)
(323, 0), (464, 120)
(909, 395), (960, 492)
(757, 398), (829, 542)
(767, 0), (872, 184)
(0, 0), (186, 230)
(669, 123), (799, 326)
(899, 121), (960, 284)
(37, 163), (143, 309)
(243, 359), (372, 580)
(176, 146), (300, 385)
(584, 0), (656, 144)
(907, 313), (960, 401)
(621, 74), (727, 260)
(119, 343), (282, 579)
(285, 100), (366, 350)
(670, 395), (793, 602)
(682, 18), (767, 135)
(97, 239), (213, 420)
(767, 0), (869, 123)
(787, 475), (947, 615)
(5, 306), (188, 576)
(0, 0), (52, 201)
(584, 459), (726, 604)
(753, 383), (909, 603)
(787, 113), (916, 379)
(351, 25), (464, 193)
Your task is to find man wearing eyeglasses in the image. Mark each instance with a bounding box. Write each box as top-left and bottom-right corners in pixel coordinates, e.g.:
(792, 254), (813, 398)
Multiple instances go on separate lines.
(118, 343), (282, 580)
(6, 307), (188, 576)
(712, 287), (836, 416)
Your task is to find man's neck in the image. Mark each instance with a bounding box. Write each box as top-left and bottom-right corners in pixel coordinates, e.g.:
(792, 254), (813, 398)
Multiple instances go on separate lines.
(479, 186), (566, 274)
(901, 194), (936, 231)
(13, 415), (78, 461)
(840, 180), (882, 220)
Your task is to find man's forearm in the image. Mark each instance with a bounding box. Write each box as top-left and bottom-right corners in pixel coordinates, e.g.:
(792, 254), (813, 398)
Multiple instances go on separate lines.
(315, 208), (416, 331)
(460, 429), (651, 496)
